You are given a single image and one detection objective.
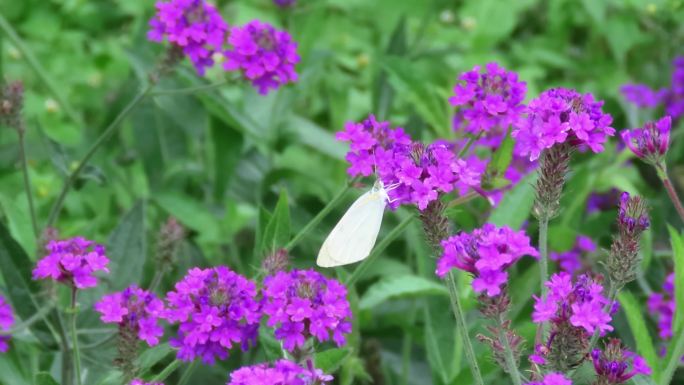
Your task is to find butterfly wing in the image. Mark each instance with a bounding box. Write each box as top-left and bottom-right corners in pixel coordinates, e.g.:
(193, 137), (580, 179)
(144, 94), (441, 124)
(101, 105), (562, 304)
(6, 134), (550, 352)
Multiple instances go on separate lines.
(316, 190), (386, 267)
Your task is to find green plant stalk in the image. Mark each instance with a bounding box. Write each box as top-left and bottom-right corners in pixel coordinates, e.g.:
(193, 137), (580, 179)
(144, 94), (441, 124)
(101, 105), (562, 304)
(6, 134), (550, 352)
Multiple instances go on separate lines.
(657, 165), (684, 224)
(70, 288), (82, 385)
(150, 80), (229, 96)
(17, 131), (39, 239)
(537, 215), (550, 340)
(0, 12), (82, 126)
(46, 83), (155, 227)
(446, 272), (485, 385)
(178, 360), (199, 385)
(497, 316), (522, 385)
(151, 360), (182, 382)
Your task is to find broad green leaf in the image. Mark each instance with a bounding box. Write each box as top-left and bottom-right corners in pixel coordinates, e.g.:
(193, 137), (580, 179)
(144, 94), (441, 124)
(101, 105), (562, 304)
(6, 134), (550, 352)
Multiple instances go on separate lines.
(136, 343), (172, 371)
(211, 116), (243, 202)
(314, 348), (352, 373)
(107, 201), (146, 290)
(287, 115), (347, 160)
(34, 372), (59, 385)
(254, 207), (273, 259)
(155, 192), (220, 243)
(373, 17), (408, 121)
(0, 193), (36, 257)
(423, 303), (449, 384)
(359, 275), (448, 310)
(667, 225), (684, 332)
(131, 100), (165, 190)
(618, 291), (659, 382)
(260, 190), (291, 255)
(483, 127), (514, 189)
(489, 172), (537, 229)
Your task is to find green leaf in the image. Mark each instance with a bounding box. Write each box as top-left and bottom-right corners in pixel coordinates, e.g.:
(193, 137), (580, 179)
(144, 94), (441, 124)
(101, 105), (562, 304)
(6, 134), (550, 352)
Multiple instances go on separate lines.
(286, 115), (347, 160)
(489, 172), (536, 229)
(314, 348), (352, 373)
(0, 193), (36, 257)
(211, 116), (243, 202)
(107, 201), (146, 291)
(667, 225), (684, 333)
(359, 275), (448, 310)
(423, 303), (449, 384)
(155, 192), (220, 243)
(257, 324), (282, 361)
(483, 127), (514, 189)
(136, 343), (172, 371)
(0, 222), (56, 348)
(260, 190), (291, 255)
(618, 291), (659, 382)
(34, 372), (60, 385)
(131, 100), (165, 190)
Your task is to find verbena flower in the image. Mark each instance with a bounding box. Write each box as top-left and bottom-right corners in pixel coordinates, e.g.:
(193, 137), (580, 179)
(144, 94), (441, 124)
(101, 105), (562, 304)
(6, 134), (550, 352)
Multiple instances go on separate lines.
(0, 295), (14, 352)
(587, 189), (621, 214)
(32, 237), (109, 289)
(262, 269), (352, 351)
(95, 286), (166, 346)
(436, 224), (538, 296)
(620, 84), (666, 108)
(621, 116), (671, 166)
(533, 273), (613, 336)
(513, 88), (615, 161)
(147, 0), (229, 75)
(592, 339), (651, 384)
(648, 273), (674, 340)
(549, 235), (595, 274)
(336, 115), (481, 210)
(450, 62), (526, 134)
(130, 380), (163, 385)
(165, 266), (261, 364)
(525, 372), (573, 385)
(227, 359), (332, 385)
(223, 20), (300, 94)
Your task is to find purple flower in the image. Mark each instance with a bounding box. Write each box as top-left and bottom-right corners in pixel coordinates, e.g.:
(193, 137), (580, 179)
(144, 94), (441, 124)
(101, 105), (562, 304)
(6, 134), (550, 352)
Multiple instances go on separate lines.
(533, 273), (613, 336)
(273, 0), (296, 6)
(648, 273), (675, 340)
(450, 63), (526, 134)
(436, 224), (538, 297)
(618, 192), (650, 234)
(592, 339), (651, 384)
(263, 269), (352, 351)
(147, 0), (229, 75)
(223, 20), (300, 94)
(549, 235), (596, 274)
(512, 88), (615, 161)
(32, 237), (109, 289)
(620, 84), (667, 108)
(0, 295), (14, 353)
(664, 57), (684, 119)
(587, 188), (621, 214)
(130, 380), (164, 385)
(621, 116), (671, 166)
(525, 372), (572, 385)
(94, 286), (166, 346)
(227, 359), (332, 385)
(165, 266), (261, 364)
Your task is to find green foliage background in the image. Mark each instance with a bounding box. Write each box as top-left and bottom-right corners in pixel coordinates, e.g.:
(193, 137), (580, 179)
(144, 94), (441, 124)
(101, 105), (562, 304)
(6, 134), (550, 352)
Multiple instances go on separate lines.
(1, 0), (684, 384)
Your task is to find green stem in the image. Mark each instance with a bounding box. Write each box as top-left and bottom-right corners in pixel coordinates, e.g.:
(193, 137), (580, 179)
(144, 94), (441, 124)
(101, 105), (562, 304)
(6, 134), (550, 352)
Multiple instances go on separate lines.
(150, 80), (229, 96)
(537, 215), (550, 341)
(657, 165), (684, 224)
(46, 82), (155, 227)
(151, 359), (182, 382)
(177, 360), (199, 385)
(458, 132), (484, 158)
(70, 288), (82, 385)
(0, 303), (55, 335)
(17, 131), (39, 239)
(149, 266), (167, 292)
(345, 213), (415, 286)
(0, 12), (82, 126)
(445, 272), (485, 385)
(496, 315), (522, 385)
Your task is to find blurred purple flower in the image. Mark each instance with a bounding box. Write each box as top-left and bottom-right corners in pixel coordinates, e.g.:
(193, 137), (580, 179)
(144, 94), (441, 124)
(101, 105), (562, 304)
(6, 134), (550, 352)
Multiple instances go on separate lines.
(664, 57), (684, 119)
(621, 115), (671, 166)
(95, 286), (166, 346)
(587, 188), (621, 214)
(227, 359), (332, 385)
(273, 0), (296, 6)
(165, 266), (261, 364)
(620, 84), (667, 108)
(592, 339), (651, 384)
(0, 295), (14, 353)
(549, 235), (596, 274)
(648, 273), (675, 340)
(32, 237), (109, 289)
(224, 20), (300, 94)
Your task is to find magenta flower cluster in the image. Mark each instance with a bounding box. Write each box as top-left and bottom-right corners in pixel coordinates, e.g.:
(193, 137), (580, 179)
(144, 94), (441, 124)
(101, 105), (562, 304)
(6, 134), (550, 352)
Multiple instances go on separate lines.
(436, 224), (539, 297)
(450, 62), (526, 134)
(336, 115), (480, 210)
(263, 269), (352, 351)
(591, 339), (651, 384)
(32, 237), (109, 289)
(533, 273), (613, 335)
(227, 359), (332, 385)
(549, 235), (595, 274)
(223, 20), (300, 94)
(621, 115), (671, 166)
(648, 272), (675, 340)
(94, 286), (166, 346)
(620, 84), (666, 109)
(513, 87), (615, 160)
(525, 373), (572, 385)
(0, 295), (14, 353)
(164, 266), (261, 363)
(148, 0), (229, 75)
(622, 56), (684, 120)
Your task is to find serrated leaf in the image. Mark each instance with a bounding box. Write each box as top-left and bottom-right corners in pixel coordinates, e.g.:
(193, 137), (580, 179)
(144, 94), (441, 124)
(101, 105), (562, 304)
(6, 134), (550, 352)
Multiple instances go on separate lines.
(489, 172), (536, 229)
(260, 190), (291, 255)
(107, 201), (146, 290)
(618, 291), (659, 382)
(359, 275), (448, 310)
(314, 348), (352, 373)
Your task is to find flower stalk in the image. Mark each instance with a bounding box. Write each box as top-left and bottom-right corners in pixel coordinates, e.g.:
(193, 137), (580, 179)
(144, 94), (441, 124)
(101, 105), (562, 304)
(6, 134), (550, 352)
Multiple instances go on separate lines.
(69, 288), (82, 385)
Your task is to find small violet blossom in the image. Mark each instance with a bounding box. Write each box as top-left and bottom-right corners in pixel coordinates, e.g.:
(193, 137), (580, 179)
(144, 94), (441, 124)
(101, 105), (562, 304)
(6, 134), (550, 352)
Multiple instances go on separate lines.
(621, 115), (671, 166)
(592, 339), (652, 384)
(621, 57), (684, 121)
(224, 20), (300, 94)
(32, 237), (109, 289)
(262, 269), (352, 351)
(0, 295), (14, 353)
(94, 286), (166, 346)
(549, 235), (596, 274)
(227, 359), (332, 385)
(148, 0), (229, 75)
(525, 372), (573, 385)
(165, 266), (261, 364)
(436, 224), (539, 297)
(620, 84), (666, 108)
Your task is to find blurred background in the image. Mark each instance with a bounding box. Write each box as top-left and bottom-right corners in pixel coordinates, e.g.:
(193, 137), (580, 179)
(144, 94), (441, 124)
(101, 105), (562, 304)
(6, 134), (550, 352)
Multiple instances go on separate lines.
(1, 0), (683, 384)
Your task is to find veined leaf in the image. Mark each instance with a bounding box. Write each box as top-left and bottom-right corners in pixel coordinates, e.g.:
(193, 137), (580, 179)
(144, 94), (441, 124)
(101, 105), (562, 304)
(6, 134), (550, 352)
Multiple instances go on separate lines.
(359, 275), (448, 310)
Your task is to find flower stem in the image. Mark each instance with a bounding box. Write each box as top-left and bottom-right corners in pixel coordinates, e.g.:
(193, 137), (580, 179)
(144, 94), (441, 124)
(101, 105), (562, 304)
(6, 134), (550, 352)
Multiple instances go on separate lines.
(46, 82), (155, 227)
(446, 272), (485, 385)
(497, 316), (522, 385)
(151, 359), (182, 382)
(69, 288), (82, 385)
(150, 80), (230, 96)
(659, 171), (684, 224)
(537, 215), (550, 340)
(17, 131), (39, 239)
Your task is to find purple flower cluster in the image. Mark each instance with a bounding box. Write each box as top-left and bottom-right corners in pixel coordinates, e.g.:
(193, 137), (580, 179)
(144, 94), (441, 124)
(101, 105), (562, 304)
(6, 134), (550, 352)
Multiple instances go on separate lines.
(513, 88), (615, 161)
(336, 115), (481, 210)
(617, 192), (650, 235)
(587, 188), (621, 214)
(621, 115), (671, 166)
(648, 273), (675, 340)
(0, 295), (14, 353)
(224, 20), (300, 94)
(131, 380), (164, 385)
(450, 63), (526, 134)
(620, 84), (666, 108)
(94, 286), (166, 346)
(32, 237), (109, 289)
(532, 273), (613, 335)
(262, 269), (352, 351)
(148, 0), (229, 75)
(549, 235), (595, 274)
(525, 373), (572, 385)
(165, 266), (261, 363)
(591, 339), (651, 384)
(227, 359), (332, 385)
(436, 224), (539, 297)
(621, 56), (684, 120)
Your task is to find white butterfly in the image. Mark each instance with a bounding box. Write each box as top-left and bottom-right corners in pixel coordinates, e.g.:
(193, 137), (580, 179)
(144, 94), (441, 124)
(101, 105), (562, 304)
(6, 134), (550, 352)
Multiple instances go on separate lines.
(317, 180), (397, 267)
